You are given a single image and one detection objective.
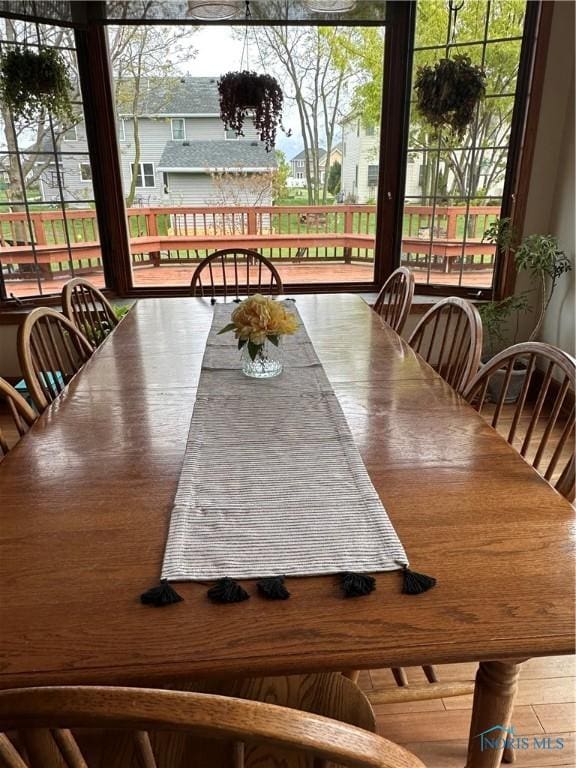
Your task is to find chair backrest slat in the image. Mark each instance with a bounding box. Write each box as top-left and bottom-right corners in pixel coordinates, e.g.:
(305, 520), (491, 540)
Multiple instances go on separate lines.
(62, 278), (118, 349)
(373, 267), (415, 334)
(0, 377), (36, 458)
(190, 249), (283, 300)
(0, 684), (425, 768)
(18, 308), (93, 413)
(408, 297), (483, 395)
(464, 342), (576, 501)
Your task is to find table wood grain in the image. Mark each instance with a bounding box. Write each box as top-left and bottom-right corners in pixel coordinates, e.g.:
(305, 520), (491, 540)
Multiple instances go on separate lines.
(0, 295), (574, 693)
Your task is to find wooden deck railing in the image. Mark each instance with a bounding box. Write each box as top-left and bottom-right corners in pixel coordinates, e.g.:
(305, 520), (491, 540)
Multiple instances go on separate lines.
(0, 203), (500, 281)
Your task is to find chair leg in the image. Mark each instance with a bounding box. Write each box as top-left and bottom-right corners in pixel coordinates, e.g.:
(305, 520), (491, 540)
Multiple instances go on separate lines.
(502, 744), (516, 763)
(423, 664), (438, 683)
(341, 670), (360, 684)
(391, 667), (409, 687)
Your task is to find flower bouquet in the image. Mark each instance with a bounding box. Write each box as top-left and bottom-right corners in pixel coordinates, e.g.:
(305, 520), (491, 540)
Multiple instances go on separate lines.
(218, 294), (298, 378)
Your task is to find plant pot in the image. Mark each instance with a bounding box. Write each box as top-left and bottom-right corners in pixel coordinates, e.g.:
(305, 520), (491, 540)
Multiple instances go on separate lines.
(485, 360), (527, 404)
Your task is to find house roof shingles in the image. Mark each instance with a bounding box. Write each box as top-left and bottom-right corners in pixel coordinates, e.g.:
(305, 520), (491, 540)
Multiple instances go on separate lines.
(133, 76), (221, 115)
(158, 140), (277, 171)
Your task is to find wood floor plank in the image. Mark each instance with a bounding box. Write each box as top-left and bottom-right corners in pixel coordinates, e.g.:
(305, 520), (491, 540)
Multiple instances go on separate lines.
(443, 677), (576, 710)
(402, 733), (574, 768)
(375, 705), (542, 744)
(533, 704), (576, 733)
(370, 697), (446, 715)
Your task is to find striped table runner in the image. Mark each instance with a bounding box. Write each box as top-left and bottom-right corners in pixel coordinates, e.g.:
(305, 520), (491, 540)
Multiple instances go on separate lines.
(161, 301), (408, 583)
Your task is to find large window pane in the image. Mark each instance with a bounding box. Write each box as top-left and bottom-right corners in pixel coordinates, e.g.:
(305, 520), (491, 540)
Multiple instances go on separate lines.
(404, 0), (527, 291)
(106, 22), (384, 288)
(0, 18), (103, 300)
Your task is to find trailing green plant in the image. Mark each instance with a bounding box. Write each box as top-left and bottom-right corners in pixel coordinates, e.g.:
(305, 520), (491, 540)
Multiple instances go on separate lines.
(414, 55), (486, 140)
(218, 70), (287, 152)
(0, 46), (74, 124)
(479, 218), (572, 356)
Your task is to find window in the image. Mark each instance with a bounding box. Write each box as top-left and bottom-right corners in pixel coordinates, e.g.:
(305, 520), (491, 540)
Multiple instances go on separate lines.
(63, 124), (77, 141)
(80, 163), (92, 181)
(132, 163), (155, 188)
(401, 1), (530, 293)
(117, 118), (125, 141)
(365, 125), (375, 137)
(171, 118), (186, 141)
(367, 165), (378, 187)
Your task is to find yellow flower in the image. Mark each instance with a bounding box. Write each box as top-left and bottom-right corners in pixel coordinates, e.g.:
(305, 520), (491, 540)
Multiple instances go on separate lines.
(219, 294), (299, 345)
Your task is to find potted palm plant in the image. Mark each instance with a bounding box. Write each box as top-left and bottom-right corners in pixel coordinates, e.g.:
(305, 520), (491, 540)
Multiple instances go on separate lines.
(478, 218), (572, 402)
(0, 46), (74, 123)
(218, 70), (286, 152)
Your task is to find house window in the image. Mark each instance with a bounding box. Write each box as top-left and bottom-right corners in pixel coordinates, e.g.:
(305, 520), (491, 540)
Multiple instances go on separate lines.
(365, 125), (375, 137)
(117, 118), (125, 141)
(132, 162), (155, 188)
(171, 118), (186, 141)
(367, 165), (378, 187)
(63, 124), (77, 141)
(80, 163), (92, 182)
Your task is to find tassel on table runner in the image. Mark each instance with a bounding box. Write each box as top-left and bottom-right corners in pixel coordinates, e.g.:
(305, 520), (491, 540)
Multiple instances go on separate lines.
(257, 576), (290, 600)
(340, 572), (376, 597)
(207, 577), (250, 604)
(140, 579), (183, 607)
(400, 564), (437, 595)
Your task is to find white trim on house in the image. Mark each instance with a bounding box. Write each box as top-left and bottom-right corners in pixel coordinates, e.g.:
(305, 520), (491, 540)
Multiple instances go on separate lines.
(171, 118), (186, 141)
(118, 118), (125, 141)
(158, 166), (274, 173)
(119, 113), (220, 118)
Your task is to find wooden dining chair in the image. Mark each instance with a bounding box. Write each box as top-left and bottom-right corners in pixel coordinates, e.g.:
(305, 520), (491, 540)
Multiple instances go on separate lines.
(190, 248), (283, 301)
(0, 681), (426, 768)
(18, 308), (94, 413)
(373, 267), (415, 334)
(0, 377), (36, 459)
(408, 297), (483, 395)
(62, 278), (119, 349)
(464, 342), (576, 501)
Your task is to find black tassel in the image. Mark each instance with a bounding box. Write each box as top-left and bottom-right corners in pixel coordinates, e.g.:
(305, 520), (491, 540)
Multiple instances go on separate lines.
(207, 577), (249, 604)
(340, 571), (376, 597)
(210, 297), (217, 305)
(257, 576), (290, 600)
(140, 579), (183, 607)
(401, 564), (437, 595)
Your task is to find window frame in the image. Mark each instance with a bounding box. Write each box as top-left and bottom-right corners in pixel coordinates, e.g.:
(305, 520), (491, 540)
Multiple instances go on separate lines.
(62, 124), (78, 141)
(0, 1), (552, 307)
(132, 162), (156, 189)
(171, 117), (186, 141)
(79, 162), (92, 182)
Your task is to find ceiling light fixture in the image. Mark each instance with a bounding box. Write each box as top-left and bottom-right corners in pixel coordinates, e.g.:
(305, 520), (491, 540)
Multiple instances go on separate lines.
(305, 1), (357, 13)
(187, 2), (243, 20)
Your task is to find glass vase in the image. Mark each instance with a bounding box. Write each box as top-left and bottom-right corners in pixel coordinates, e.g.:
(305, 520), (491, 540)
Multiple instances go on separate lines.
(241, 339), (283, 378)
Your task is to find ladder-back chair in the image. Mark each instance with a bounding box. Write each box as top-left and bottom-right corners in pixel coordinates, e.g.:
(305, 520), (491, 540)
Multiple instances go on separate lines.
(0, 377), (36, 459)
(190, 249), (283, 301)
(373, 267), (415, 334)
(62, 278), (118, 349)
(408, 297), (483, 395)
(0, 681), (426, 768)
(18, 308), (93, 413)
(464, 342), (575, 501)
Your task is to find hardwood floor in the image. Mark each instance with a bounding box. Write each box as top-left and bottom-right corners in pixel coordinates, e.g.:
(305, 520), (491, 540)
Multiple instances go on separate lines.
(360, 658), (575, 767)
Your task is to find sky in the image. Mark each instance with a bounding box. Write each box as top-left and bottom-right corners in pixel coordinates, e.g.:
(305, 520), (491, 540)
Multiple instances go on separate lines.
(174, 25), (305, 158)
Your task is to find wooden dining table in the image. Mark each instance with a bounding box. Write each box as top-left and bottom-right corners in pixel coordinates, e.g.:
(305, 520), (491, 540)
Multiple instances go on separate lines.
(0, 294), (574, 768)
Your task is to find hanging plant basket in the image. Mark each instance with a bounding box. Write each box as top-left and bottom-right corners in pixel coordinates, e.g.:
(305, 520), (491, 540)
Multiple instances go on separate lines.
(414, 55), (486, 140)
(0, 46), (74, 124)
(218, 70), (286, 152)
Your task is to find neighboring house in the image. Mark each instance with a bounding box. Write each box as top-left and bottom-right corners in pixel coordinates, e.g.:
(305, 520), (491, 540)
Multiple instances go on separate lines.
(38, 77), (276, 207)
(288, 144), (342, 187)
(340, 115), (423, 203)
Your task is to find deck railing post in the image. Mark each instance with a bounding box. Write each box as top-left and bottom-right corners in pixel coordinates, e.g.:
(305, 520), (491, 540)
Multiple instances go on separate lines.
(145, 208), (161, 268)
(343, 207), (353, 264)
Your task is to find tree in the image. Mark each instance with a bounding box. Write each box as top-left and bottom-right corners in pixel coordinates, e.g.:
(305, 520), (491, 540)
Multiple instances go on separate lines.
(337, 0), (527, 201)
(209, 168), (274, 212)
(248, 26), (356, 205)
(327, 160), (341, 196)
(272, 150), (290, 202)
